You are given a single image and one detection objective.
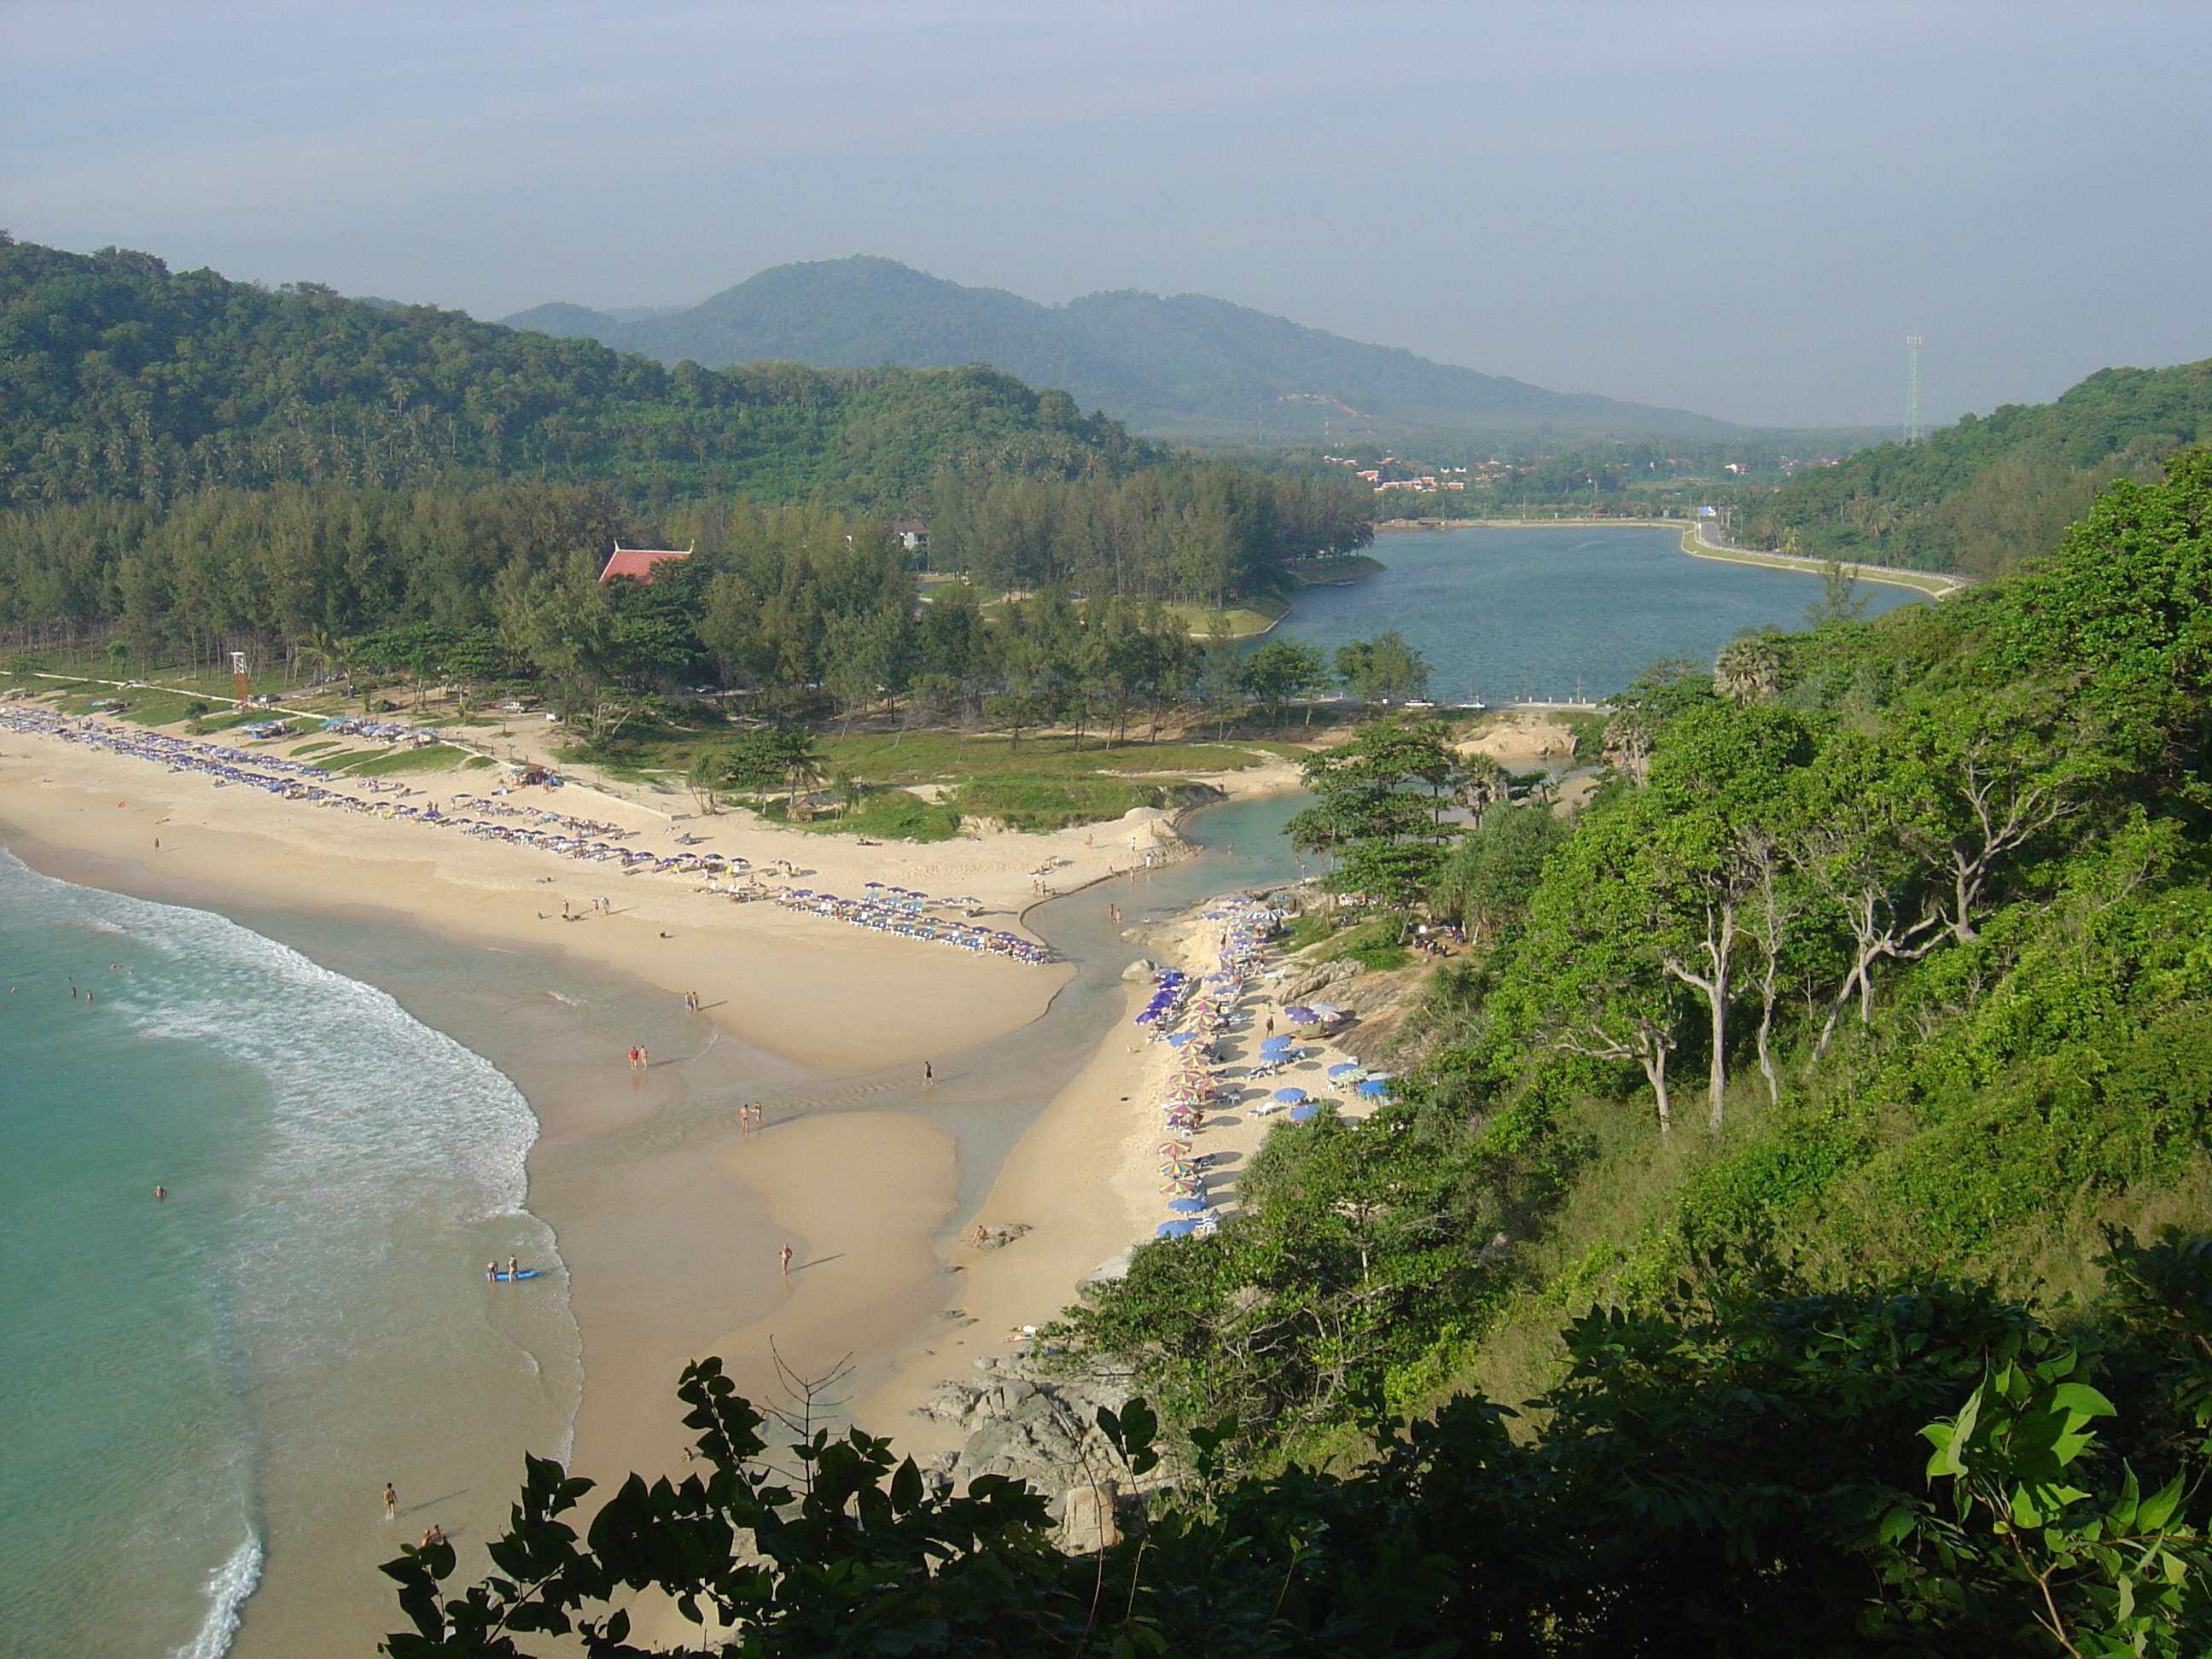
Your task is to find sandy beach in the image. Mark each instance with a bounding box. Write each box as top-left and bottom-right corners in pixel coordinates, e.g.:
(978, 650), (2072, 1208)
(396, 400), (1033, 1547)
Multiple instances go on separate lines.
(0, 702), (1308, 1654)
(850, 890), (1401, 1460)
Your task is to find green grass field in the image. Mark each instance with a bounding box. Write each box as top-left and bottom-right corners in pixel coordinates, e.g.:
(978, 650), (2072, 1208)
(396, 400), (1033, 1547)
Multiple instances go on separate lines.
(315, 743), (476, 777)
(771, 788), (963, 841)
(808, 729), (1291, 789)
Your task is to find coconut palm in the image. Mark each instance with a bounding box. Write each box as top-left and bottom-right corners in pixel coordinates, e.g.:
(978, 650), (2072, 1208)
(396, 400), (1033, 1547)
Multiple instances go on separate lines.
(1713, 636), (1781, 705)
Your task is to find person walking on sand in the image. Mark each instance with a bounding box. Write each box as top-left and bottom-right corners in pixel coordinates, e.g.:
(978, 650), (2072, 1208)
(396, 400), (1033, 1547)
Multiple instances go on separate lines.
(627, 1046), (640, 1070)
(384, 1483), (398, 1521)
(923, 1060), (934, 1086)
(778, 1243), (793, 1277)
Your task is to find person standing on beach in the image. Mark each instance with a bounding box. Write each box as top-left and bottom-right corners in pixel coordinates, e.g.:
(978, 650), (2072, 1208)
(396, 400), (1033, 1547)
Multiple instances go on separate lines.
(507, 1256), (519, 1282)
(384, 1483), (398, 1521)
(778, 1243), (793, 1277)
(923, 1060), (933, 1086)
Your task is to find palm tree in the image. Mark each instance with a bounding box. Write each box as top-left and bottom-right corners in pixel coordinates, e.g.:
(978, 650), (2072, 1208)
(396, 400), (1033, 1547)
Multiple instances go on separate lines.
(1712, 637), (1781, 705)
(1454, 752), (1510, 826)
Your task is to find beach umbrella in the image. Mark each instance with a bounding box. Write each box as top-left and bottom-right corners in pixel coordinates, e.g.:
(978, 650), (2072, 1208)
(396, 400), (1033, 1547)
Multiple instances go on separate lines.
(1357, 1079), (1391, 1096)
(1166, 1196), (1207, 1213)
(1272, 1087), (1307, 1103)
(1155, 1219), (1198, 1237)
(1157, 1140), (1191, 1155)
(1259, 1036), (1294, 1052)
(1288, 1104), (1318, 1122)
(1327, 1062), (1364, 1079)
(1284, 1005), (1318, 1023)
(1310, 1001), (1345, 1018)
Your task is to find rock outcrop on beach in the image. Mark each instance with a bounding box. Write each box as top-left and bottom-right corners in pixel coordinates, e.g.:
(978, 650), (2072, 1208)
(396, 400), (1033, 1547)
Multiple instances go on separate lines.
(1277, 956), (1363, 1004)
(912, 1358), (1158, 1534)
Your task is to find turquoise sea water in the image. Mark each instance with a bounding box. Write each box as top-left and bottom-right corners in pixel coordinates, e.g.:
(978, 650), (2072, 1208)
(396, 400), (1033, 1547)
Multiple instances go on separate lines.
(1278, 525), (1925, 701)
(0, 851), (580, 1659)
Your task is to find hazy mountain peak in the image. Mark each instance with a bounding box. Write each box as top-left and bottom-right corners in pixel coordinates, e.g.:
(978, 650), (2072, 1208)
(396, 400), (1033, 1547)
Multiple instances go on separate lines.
(502, 259), (1737, 441)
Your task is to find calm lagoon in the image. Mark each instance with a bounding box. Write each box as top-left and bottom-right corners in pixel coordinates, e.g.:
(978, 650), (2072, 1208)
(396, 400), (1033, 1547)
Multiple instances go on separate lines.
(1275, 525), (1926, 702)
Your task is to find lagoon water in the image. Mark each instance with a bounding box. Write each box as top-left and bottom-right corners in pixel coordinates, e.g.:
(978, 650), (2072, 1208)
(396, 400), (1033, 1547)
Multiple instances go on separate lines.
(1278, 525), (1924, 702)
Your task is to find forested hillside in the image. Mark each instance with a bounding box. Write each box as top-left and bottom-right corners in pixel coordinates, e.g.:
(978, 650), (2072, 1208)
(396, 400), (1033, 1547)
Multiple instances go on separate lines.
(0, 236), (1151, 510)
(1739, 356), (2212, 574)
(503, 254), (1738, 444)
(1068, 447), (2212, 1468)
(0, 236), (1373, 652)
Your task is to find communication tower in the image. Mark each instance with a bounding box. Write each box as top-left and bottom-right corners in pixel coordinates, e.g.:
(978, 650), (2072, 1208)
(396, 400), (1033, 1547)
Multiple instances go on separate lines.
(1904, 336), (1924, 445)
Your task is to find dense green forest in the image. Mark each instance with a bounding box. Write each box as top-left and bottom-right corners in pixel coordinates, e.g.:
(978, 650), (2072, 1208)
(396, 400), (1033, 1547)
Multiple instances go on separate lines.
(1737, 357), (2212, 574)
(0, 234), (1154, 510)
(0, 466), (1362, 720)
(0, 235), (1373, 666)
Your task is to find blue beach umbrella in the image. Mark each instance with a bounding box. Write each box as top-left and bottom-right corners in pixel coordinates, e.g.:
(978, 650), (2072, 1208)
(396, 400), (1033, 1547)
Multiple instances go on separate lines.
(1288, 1104), (1318, 1122)
(1283, 1005), (1318, 1023)
(1155, 1219), (1199, 1238)
(1357, 1079), (1391, 1096)
(1327, 1062), (1363, 1079)
(1272, 1087), (1307, 1103)
(1166, 1196), (1207, 1213)
(1260, 1036), (1294, 1052)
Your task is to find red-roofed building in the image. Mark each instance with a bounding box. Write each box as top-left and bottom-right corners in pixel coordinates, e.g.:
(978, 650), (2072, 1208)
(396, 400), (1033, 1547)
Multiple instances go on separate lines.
(597, 545), (692, 585)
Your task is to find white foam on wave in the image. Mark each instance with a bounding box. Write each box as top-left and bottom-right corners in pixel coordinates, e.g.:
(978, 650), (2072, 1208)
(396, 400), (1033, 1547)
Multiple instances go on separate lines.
(0, 851), (585, 1641)
(9, 850), (537, 1219)
(171, 1534), (262, 1659)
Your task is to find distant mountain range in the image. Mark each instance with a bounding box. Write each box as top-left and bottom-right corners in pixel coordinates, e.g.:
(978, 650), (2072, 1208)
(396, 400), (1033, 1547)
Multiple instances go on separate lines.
(501, 258), (1742, 445)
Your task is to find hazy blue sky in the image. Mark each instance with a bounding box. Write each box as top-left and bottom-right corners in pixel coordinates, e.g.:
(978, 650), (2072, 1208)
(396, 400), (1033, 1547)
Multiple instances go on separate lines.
(4, 2), (2205, 429)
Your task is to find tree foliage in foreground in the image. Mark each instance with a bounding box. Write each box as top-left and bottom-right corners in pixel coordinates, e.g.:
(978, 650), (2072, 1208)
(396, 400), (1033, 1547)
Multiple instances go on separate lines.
(386, 1231), (2212, 1656)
